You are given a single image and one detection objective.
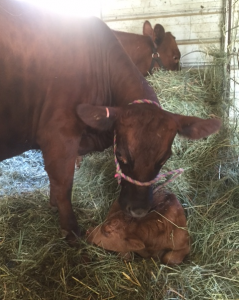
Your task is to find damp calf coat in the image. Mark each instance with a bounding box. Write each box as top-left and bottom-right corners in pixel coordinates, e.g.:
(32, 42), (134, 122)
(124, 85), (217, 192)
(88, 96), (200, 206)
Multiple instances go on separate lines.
(87, 191), (190, 265)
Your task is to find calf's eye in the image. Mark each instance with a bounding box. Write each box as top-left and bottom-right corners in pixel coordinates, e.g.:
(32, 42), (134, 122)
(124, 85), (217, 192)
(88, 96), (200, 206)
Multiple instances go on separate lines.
(101, 224), (112, 237)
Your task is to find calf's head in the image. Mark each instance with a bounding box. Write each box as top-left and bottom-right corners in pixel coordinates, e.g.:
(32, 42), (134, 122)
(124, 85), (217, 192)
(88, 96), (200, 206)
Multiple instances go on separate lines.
(87, 213), (145, 254)
(87, 192), (190, 263)
(77, 103), (221, 217)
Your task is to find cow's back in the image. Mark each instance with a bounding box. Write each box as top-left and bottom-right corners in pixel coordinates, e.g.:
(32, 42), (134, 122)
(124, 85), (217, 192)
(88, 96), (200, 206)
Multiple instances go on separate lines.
(0, 0), (118, 160)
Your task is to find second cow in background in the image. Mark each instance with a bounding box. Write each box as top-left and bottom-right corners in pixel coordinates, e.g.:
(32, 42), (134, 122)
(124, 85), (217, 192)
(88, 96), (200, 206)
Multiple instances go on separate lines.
(114, 20), (181, 75)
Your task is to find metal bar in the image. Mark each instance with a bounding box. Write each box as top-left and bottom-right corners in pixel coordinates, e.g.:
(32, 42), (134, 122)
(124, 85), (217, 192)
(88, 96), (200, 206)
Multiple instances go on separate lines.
(177, 38), (221, 46)
(227, 0), (232, 73)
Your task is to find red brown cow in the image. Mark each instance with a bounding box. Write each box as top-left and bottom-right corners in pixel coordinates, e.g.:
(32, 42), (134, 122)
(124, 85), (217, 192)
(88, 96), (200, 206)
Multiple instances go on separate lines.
(76, 22), (180, 164)
(0, 0), (221, 242)
(75, 21), (180, 167)
(87, 190), (190, 265)
(113, 21), (180, 76)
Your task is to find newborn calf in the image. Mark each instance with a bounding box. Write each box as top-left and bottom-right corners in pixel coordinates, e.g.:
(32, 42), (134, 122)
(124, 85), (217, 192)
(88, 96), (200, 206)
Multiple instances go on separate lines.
(86, 190), (190, 265)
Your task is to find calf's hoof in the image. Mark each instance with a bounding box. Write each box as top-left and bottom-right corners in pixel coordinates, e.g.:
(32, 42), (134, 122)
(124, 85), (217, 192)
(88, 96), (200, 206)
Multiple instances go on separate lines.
(161, 250), (185, 266)
(118, 252), (133, 261)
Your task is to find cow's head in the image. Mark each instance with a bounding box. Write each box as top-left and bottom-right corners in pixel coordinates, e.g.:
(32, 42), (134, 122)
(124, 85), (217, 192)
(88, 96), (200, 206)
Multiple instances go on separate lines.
(77, 103), (221, 218)
(143, 20), (181, 71)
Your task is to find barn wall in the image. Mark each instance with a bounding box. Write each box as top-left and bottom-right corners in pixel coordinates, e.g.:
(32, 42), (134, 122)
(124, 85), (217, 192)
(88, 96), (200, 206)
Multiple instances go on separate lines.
(101, 0), (224, 68)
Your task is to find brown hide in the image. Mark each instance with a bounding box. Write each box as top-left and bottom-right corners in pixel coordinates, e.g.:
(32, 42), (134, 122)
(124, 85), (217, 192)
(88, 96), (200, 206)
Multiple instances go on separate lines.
(87, 190), (190, 265)
(0, 0), (221, 242)
(78, 105), (221, 220)
(113, 21), (180, 76)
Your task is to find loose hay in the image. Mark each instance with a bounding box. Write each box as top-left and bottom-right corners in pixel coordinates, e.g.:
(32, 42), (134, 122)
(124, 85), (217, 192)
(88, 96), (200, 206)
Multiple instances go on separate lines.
(0, 55), (239, 299)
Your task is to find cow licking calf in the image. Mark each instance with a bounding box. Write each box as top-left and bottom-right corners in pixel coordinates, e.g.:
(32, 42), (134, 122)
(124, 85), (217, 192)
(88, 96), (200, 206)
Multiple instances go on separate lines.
(0, 0), (221, 242)
(87, 190), (190, 265)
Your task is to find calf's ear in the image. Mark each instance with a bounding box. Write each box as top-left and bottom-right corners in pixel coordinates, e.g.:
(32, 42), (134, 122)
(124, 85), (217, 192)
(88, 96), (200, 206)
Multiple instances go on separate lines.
(175, 115), (221, 140)
(76, 104), (118, 131)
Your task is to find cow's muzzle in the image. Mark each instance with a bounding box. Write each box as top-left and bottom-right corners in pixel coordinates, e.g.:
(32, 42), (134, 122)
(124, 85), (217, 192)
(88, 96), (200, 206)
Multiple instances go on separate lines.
(127, 207), (148, 218)
(119, 184), (153, 218)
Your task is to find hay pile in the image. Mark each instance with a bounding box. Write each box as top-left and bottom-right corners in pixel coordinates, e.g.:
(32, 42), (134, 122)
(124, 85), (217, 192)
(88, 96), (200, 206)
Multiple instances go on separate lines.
(0, 58), (239, 299)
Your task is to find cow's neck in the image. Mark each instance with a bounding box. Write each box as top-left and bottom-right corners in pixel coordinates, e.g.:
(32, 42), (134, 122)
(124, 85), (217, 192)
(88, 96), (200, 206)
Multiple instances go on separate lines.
(85, 21), (158, 107)
(113, 30), (153, 76)
(108, 40), (158, 106)
(113, 30), (152, 58)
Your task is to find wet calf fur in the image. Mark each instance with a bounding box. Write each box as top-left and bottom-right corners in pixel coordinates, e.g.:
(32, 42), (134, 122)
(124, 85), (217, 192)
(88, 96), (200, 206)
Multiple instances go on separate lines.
(87, 190), (190, 265)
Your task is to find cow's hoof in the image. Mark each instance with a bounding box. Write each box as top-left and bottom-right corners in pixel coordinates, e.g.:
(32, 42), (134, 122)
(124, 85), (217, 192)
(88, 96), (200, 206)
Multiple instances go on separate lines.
(61, 228), (82, 246)
(75, 156), (83, 168)
(81, 254), (91, 264)
(51, 206), (58, 213)
(48, 203), (58, 212)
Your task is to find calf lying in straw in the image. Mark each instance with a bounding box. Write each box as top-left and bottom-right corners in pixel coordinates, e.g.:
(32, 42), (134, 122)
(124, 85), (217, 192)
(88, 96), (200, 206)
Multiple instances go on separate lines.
(86, 190), (190, 265)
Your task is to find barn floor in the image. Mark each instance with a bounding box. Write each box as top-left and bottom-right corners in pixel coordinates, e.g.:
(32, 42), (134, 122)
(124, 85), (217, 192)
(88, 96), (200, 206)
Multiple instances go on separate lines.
(0, 64), (239, 299)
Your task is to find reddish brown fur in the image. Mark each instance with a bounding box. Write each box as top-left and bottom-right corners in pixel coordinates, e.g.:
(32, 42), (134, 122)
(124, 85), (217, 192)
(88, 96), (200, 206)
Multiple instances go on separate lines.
(0, 0), (221, 242)
(114, 21), (180, 76)
(87, 190), (190, 265)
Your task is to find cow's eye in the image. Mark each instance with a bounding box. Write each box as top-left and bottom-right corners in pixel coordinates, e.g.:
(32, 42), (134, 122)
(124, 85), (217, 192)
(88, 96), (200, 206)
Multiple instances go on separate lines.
(116, 151), (127, 164)
(155, 152), (172, 170)
(155, 161), (163, 170)
(155, 158), (168, 170)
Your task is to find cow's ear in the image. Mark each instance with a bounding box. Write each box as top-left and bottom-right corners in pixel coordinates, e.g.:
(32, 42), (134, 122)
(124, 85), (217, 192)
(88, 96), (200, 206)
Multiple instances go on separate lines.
(143, 20), (153, 36)
(126, 237), (145, 251)
(76, 104), (118, 131)
(175, 115), (221, 140)
(153, 24), (165, 45)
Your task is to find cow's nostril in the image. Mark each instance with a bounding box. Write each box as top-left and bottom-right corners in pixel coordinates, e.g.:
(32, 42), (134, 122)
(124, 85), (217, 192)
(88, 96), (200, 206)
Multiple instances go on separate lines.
(126, 205), (131, 213)
(129, 208), (148, 218)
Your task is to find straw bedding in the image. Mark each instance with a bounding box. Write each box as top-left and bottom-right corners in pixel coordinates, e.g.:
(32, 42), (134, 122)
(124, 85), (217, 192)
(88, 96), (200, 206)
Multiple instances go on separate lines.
(0, 56), (238, 299)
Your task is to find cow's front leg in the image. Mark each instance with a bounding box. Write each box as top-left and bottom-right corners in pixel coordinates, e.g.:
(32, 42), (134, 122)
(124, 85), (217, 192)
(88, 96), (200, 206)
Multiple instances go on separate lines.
(49, 173), (80, 242)
(41, 136), (80, 242)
